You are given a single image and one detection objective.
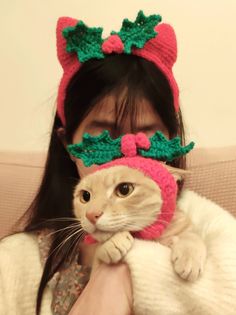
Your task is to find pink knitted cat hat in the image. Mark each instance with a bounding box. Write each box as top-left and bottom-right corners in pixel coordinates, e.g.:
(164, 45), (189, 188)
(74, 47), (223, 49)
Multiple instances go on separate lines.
(68, 131), (194, 240)
(56, 10), (179, 126)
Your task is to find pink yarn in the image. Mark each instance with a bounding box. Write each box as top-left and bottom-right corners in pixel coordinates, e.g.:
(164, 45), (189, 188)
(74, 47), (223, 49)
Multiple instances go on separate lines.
(121, 133), (150, 157)
(102, 34), (124, 54)
(135, 132), (150, 150)
(56, 16), (179, 126)
(84, 234), (97, 244)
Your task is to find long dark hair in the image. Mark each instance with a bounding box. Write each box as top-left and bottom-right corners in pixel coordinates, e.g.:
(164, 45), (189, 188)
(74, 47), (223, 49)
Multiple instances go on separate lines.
(20, 54), (185, 314)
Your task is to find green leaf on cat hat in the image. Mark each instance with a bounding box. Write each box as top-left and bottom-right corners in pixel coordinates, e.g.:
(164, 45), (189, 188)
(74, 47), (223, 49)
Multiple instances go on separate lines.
(62, 10), (162, 64)
(62, 21), (104, 62)
(67, 130), (122, 166)
(111, 10), (162, 54)
(139, 131), (195, 161)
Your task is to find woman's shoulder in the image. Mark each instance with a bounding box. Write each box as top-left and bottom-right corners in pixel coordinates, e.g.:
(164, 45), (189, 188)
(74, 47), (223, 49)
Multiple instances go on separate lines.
(0, 231), (53, 314)
(0, 231), (39, 253)
(0, 231), (41, 269)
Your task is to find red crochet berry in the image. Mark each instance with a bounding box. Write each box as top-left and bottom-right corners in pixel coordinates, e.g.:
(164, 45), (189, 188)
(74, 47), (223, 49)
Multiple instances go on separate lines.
(102, 34), (124, 54)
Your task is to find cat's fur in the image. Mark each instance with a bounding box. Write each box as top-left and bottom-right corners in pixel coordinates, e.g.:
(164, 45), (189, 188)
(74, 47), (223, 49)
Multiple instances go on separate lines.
(73, 165), (207, 282)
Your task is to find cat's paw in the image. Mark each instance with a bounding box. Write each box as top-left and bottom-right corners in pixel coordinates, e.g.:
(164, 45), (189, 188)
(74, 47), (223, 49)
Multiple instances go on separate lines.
(171, 238), (207, 282)
(96, 231), (134, 264)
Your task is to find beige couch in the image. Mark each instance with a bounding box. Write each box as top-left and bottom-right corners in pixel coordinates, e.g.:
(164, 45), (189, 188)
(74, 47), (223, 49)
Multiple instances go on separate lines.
(0, 147), (236, 239)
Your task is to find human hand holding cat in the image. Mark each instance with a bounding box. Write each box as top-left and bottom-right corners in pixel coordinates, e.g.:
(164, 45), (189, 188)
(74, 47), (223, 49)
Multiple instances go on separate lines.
(69, 263), (133, 315)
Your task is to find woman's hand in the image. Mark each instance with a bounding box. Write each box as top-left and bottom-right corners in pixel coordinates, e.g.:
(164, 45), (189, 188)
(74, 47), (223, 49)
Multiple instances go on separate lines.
(68, 263), (133, 315)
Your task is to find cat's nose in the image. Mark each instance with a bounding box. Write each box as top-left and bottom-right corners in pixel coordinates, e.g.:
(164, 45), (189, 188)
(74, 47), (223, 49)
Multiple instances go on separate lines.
(86, 210), (104, 224)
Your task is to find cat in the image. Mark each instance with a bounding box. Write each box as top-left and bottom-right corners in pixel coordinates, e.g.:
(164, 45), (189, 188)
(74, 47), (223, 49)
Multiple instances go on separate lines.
(73, 164), (207, 282)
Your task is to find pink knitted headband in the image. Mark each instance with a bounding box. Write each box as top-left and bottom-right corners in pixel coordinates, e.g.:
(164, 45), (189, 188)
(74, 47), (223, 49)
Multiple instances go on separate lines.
(56, 10), (179, 126)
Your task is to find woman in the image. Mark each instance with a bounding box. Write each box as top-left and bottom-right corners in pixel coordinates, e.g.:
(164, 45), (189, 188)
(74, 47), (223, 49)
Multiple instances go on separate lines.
(1, 11), (236, 315)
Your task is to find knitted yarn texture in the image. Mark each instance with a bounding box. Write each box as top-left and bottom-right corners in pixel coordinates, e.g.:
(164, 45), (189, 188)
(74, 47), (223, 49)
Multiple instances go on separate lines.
(67, 130), (194, 166)
(56, 10), (179, 125)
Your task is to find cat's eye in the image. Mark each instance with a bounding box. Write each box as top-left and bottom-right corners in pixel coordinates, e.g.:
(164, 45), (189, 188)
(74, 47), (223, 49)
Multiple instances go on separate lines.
(80, 190), (91, 203)
(115, 183), (134, 198)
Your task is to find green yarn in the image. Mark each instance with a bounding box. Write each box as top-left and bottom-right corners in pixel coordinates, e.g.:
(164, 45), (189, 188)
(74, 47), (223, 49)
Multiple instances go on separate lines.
(62, 21), (104, 62)
(139, 131), (195, 161)
(111, 10), (162, 54)
(67, 130), (195, 167)
(62, 10), (162, 63)
(67, 130), (122, 167)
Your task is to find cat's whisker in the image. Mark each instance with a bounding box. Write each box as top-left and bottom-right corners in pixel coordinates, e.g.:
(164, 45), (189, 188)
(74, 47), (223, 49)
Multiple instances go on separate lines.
(42, 217), (79, 223)
(51, 235), (83, 263)
(48, 229), (85, 260)
(128, 213), (170, 225)
(47, 224), (83, 237)
(126, 213), (156, 221)
(104, 217), (127, 224)
(51, 231), (79, 254)
(123, 222), (144, 231)
(96, 218), (128, 229)
(68, 234), (84, 263)
(63, 232), (85, 265)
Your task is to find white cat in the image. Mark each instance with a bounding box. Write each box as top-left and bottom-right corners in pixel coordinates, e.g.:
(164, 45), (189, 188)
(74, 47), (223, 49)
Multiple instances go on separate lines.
(73, 164), (207, 282)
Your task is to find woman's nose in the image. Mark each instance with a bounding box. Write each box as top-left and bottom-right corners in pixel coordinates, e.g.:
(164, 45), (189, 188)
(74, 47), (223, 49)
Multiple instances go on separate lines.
(86, 210), (103, 224)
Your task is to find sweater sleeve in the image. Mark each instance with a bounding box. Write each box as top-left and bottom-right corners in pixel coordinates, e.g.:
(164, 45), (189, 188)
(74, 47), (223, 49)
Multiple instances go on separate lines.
(0, 232), (53, 315)
(124, 190), (236, 315)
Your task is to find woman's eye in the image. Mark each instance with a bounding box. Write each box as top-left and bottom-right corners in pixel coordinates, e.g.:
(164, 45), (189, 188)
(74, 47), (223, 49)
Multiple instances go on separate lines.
(115, 183), (134, 198)
(80, 190), (91, 203)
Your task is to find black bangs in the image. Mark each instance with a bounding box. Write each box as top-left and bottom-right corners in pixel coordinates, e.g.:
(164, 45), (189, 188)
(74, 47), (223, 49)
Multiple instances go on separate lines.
(64, 54), (180, 143)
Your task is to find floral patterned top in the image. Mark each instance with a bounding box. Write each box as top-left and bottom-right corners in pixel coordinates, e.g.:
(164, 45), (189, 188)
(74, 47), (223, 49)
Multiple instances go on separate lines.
(37, 229), (91, 315)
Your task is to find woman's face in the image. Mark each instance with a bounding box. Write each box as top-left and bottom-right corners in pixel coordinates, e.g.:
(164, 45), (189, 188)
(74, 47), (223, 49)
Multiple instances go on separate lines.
(71, 94), (168, 178)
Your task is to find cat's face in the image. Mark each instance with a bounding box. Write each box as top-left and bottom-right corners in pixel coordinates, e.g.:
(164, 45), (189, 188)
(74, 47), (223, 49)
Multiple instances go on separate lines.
(73, 165), (163, 237)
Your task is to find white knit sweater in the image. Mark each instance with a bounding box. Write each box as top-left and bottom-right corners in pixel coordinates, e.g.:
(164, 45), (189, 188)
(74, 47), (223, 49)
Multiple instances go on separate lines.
(1, 190), (236, 315)
(0, 232), (53, 315)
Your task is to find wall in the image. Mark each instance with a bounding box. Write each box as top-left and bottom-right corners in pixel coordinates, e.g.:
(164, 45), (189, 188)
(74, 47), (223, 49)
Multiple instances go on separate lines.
(1, 0), (236, 151)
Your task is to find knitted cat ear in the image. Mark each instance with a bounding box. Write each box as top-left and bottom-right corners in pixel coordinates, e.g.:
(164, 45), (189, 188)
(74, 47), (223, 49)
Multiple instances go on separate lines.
(133, 22), (178, 110)
(56, 17), (82, 125)
(164, 164), (189, 182)
(56, 17), (81, 71)
(56, 11), (180, 126)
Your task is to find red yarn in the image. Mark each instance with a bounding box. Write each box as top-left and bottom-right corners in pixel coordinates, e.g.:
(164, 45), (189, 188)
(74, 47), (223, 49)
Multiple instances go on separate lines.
(102, 34), (124, 54)
(121, 133), (151, 157)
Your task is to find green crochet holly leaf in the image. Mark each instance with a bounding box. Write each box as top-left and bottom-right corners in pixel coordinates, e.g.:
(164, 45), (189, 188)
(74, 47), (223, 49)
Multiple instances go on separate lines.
(111, 10), (162, 54)
(67, 130), (122, 167)
(62, 21), (104, 63)
(139, 131), (195, 161)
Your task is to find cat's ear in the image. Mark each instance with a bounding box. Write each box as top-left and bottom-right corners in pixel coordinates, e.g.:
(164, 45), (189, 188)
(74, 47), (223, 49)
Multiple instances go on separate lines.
(163, 164), (190, 182)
